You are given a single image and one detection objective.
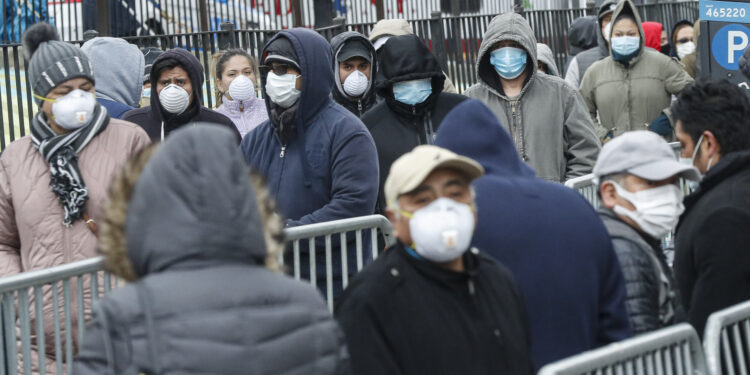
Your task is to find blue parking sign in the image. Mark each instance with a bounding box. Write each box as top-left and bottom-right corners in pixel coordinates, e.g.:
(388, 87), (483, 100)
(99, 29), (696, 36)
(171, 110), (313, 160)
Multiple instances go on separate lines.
(711, 23), (750, 70)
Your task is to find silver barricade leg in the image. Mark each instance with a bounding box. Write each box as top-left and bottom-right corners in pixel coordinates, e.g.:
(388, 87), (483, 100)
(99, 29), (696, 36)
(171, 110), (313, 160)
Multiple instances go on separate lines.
(293, 240), (301, 280)
(34, 286), (46, 375)
(52, 282), (63, 375)
(3, 292), (17, 375)
(63, 279), (73, 371)
(18, 290), (31, 375)
(77, 276), (85, 349)
(325, 235), (333, 312)
(370, 228), (378, 260)
(340, 232), (348, 289)
(309, 238), (316, 288)
(731, 324), (747, 375)
(721, 329), (734, 374)
(355, 230), (363, 272)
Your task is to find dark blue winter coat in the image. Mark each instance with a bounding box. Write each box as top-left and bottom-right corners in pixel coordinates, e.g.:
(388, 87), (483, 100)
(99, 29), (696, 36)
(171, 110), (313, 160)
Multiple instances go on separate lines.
(434, 99), (631, 370)
(98, 98), (133, 119)
(241, 28), (379, 293)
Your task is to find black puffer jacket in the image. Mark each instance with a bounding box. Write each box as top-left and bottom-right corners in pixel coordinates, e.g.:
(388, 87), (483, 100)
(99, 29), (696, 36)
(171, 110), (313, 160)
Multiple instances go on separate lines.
(599, 208), (683, 335)
(330, 32), (378, 117)
(361, 34), (466, 212)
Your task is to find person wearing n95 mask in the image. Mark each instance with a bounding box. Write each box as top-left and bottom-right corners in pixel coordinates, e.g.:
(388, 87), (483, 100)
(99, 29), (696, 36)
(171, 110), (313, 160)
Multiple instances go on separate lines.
(594, 130), (700, 335)
(335, 144), (533, 375)
(213, 49), (269, 138)
(330, 32), (378, 118)
(121, 48), (239, 142)
(242, 29), (379, 299)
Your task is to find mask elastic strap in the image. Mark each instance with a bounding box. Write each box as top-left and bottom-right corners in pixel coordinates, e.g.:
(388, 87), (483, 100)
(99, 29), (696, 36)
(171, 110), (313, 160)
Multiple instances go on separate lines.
(33, 93), (55, 103)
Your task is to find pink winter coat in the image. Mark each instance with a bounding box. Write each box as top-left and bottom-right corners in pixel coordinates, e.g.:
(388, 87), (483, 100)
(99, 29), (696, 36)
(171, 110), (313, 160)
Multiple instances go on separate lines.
(0, 118), (151, 374)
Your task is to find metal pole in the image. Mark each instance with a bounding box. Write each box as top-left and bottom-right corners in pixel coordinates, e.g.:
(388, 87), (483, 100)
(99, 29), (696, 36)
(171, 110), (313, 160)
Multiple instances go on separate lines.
(96, 0), (111, 37)
(199, 0), (209, 32)
(291, 0), (303, 28)
(514, 0), (524, 15)
(218, 22), (237, 50)
(429, 11), (449, 73)
(313, 0), (333, 28)
(375, 0), (385, 20)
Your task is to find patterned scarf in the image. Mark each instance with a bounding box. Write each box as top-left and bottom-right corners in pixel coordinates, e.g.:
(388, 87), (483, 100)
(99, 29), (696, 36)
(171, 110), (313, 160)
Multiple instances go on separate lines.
(30, 104), (109, 227)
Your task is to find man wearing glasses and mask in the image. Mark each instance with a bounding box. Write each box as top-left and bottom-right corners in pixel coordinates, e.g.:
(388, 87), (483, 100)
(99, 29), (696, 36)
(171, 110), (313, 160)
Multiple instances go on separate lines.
(241, 29), (379, 299)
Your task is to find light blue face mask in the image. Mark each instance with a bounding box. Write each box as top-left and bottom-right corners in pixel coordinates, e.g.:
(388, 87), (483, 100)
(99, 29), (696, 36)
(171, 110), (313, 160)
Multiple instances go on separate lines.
(611, 36), (640, 56)
(490, 46), (528, 79)
(392, 78), (433, 106)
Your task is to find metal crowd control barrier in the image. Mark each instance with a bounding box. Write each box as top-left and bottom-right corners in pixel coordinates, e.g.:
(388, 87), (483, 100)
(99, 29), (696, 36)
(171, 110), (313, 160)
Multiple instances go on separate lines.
(538, 323), (708, 375)
(0, 215), (393, 373)
(282, 214), (395, 311)
(0, 257), (118, 375)
(564, 142), (691, 207)
(703, 299), (750, 375)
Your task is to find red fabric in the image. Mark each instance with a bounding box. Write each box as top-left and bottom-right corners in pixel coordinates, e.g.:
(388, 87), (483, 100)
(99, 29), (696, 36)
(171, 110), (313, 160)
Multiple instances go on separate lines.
(642, 22), (663, 51)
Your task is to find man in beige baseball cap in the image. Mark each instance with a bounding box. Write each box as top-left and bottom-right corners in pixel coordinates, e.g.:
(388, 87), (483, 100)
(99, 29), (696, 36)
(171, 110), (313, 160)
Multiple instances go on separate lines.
(335, 144), (534, 375)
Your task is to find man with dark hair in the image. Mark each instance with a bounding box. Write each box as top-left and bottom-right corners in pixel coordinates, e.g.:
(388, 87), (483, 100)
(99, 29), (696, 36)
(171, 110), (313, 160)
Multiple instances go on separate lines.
(330, 31), (377, 117)
(122, 48), (238, 141)
(672, 78), (750, 337)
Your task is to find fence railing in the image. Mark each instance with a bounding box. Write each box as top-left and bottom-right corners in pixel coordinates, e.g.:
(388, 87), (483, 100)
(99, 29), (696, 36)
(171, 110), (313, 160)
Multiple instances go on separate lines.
(703, 299), (750, 375)
(0, 215), (393, 374)
(0, 2), (700, 150)
(537, 323), (708, 375)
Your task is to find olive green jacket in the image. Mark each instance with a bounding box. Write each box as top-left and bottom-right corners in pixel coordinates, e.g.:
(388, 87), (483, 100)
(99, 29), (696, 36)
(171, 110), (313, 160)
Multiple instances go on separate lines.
(579, 0), (693, 139)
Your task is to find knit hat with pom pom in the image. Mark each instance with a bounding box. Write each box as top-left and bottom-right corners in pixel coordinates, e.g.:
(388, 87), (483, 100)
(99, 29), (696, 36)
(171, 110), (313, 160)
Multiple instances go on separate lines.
(23, 22), (95, 104)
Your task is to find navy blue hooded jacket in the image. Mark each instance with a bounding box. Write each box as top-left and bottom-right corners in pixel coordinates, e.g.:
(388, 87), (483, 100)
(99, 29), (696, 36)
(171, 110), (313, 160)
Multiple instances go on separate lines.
(434, 99), (631, 370)
(241, 28), (379, 290)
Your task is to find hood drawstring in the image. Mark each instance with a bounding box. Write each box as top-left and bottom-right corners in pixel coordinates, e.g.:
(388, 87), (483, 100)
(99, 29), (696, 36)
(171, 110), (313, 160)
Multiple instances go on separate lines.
(426, 112), (435, 145)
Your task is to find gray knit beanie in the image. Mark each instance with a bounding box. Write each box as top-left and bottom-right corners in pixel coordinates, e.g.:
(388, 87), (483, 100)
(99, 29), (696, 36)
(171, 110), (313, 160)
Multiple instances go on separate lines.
(23, 22), (95, 104)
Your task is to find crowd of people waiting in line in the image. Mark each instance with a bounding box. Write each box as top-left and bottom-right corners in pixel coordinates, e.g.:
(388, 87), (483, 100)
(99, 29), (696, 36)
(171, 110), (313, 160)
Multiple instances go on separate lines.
(1, 0), (749, 372)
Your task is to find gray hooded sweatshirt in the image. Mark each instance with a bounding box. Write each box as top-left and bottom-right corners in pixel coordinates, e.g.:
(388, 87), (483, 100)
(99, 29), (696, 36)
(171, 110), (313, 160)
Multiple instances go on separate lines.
(81, 37), (144, 108)
(465, 12), (601, 183)
(73, 125), (350, 375)
(536, 43), (560, 77)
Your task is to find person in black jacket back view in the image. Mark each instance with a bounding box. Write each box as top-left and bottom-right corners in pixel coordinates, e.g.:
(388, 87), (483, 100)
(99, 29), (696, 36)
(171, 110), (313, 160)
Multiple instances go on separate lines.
(361, 34), (466, 214)
(593, 131), (700, 335)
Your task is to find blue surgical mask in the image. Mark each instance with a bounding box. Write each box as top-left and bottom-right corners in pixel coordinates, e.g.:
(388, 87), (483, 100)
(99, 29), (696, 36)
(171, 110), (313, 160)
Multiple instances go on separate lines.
(490, 47), (527, 79)
(392, 78), (432, 106)
(611, 36), (640, 57)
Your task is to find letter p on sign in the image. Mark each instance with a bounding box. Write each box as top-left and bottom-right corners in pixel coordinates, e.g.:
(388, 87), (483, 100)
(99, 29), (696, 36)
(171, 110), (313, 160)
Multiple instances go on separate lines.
(729, 30), (749, 63)
(712, 24), (750, 70)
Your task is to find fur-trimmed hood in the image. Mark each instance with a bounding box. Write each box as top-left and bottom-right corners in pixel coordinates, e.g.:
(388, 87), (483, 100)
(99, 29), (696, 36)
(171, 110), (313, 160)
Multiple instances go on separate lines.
(100, 125), (283, 280)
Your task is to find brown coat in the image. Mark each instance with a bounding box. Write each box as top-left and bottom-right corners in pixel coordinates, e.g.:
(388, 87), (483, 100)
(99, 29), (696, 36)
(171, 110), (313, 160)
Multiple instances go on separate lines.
(0, 118), (150, 373)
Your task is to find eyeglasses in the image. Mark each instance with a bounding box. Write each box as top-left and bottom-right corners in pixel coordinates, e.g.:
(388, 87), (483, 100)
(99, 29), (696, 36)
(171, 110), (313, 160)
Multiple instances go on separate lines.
(676, 38), (692, 45)
(259, 64), (294, 76)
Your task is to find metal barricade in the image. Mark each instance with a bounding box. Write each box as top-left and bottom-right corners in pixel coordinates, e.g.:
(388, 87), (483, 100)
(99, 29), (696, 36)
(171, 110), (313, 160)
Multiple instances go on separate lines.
(703, 299), (750, 375)
(0, 257), (118, 375)
(0, 215), (394, 373)
(538, 323), (708, 375)
(564, 174), (599, 207)
(282, 214), (395, 311)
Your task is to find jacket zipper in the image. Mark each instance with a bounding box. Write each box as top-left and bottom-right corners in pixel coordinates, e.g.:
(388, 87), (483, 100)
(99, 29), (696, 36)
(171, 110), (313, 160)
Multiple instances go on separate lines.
(357, 100), (363, 116)
(280, 145), (286, 158)
(509, 101), (527, 161)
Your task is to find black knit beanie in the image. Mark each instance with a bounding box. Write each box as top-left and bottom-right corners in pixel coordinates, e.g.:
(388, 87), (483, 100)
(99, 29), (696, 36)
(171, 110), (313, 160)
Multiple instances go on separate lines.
(23, 22), (95, 104)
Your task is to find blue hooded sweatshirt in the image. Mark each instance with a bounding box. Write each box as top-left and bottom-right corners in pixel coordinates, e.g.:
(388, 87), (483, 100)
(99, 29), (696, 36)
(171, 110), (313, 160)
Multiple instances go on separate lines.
(434, 99), (631, 370)
(241, 28), (379, 292)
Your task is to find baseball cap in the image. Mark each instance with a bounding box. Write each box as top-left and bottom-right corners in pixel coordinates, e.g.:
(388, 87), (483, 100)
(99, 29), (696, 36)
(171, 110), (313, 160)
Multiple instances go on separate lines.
(337, 40), (371, 62)
(385, 145), (485, 207)
(593, 131), (700, 181)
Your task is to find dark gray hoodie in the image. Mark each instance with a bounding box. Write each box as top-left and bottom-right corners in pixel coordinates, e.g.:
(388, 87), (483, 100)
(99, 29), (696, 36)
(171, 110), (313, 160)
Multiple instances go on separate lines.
(74, 125), (350, 375)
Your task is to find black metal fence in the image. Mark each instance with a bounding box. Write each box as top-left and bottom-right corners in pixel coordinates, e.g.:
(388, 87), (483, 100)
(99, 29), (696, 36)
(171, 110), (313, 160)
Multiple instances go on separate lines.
(0, 1), (699, 149)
